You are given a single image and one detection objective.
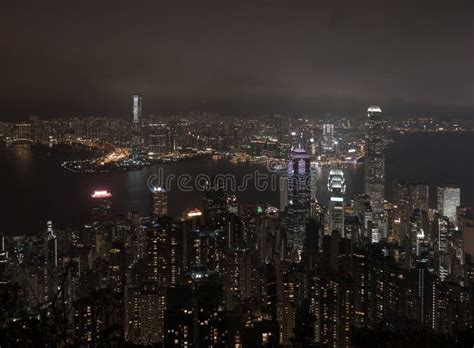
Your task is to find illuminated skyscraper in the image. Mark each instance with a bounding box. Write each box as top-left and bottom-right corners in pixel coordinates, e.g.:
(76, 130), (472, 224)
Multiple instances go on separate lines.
(139, 282), (167, 345)
(322, 123), (334, 150)
(328, 169), (346, 235)
(203, 179), (228, 228)
(91, 190), (112, 220)
(364, 106), (385, 215)
(287, 148), (311, 256)
(46, 220), (57, 268)
(392, 180), (429, 244)
(152, 186), (168, 217)
(131, 94), (143, 156)
(437, 185), (461, 225)
(132, 94), (142, 124)
(408, 183), (429, 212)
(392, 179), (410, 242)
(43, 220), (57, 302)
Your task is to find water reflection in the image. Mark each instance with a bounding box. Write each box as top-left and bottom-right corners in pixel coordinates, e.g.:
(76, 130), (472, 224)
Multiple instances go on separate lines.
(1, 132), (473, 236)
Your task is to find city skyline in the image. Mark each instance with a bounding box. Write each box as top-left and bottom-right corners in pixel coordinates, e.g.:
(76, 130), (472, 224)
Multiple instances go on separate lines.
(1, 97), (474, 346)
(1, 1), (473, 346)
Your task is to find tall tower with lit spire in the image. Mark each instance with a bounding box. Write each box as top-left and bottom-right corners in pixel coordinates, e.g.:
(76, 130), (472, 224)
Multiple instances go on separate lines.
(287, 148), (311, 257)
(131, 94), (143, 157)
(364, 106), (385, 215)
(132, 94), (142, 124)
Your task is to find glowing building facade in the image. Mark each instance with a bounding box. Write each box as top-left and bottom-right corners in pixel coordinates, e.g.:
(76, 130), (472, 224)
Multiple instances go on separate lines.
(328, 169), (346, 235)
(132, 94), (142, 124)
(322, 123), (334, 150)
(364, 106), (385, 215)
(131, 94), (143, 156)
(152, 186), (168, 217)
(287, 148), (311, 255)
(437, 185), (461, 225)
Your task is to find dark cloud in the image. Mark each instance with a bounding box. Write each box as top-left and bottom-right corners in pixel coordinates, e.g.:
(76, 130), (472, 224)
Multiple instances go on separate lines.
(0, 0), (472, 119)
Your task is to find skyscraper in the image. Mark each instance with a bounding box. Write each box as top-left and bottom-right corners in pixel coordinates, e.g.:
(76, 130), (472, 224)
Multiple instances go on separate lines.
(287, 148), (311, 256)
(203, 179), (228, 228)
(132, 94), (142, 124)
(392, 179), (410, 242)
(43, 220), (58, 302)
(392, 180), (429, 244)
(152, 186), (168, 217)
(328, 169), (346, 236)
(45, 220), (57, 268)
(364, 106), (385, 215)
(91, 190), (113, 220)
(437, 185), (461, 225)
(131, 94), (143, 156)
(322, 123), (334, 151)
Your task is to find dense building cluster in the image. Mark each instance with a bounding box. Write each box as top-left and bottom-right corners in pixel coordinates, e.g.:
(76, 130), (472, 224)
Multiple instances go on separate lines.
(0, 104), (473, 347)
(1, 96), (473, 163)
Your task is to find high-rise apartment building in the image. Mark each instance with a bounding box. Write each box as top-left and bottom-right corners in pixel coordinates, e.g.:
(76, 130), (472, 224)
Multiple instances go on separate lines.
(152, 186), (168, 217)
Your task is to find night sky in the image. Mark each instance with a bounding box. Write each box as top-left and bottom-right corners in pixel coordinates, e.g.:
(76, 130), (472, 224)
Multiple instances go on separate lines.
(0, 0), (472, 119)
